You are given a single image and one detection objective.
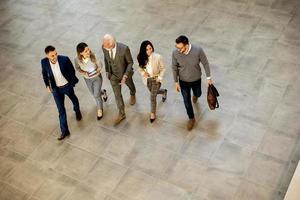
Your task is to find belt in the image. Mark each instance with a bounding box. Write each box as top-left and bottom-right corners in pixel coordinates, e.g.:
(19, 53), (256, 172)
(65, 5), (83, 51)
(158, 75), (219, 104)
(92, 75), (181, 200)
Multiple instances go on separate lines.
(57, 83), (68, 88)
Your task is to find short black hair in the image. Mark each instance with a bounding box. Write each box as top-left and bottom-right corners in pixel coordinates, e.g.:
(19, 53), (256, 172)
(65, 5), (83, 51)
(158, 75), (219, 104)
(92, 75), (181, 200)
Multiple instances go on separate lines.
(44, 45), (56, 54)
(175, 35), (189, 45)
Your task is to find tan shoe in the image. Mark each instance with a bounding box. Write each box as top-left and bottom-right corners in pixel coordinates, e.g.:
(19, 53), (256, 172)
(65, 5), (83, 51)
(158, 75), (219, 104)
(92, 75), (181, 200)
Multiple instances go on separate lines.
(192, 96), (198, 104)
(187, 118), (195, 131)
(114, 114), (126, 126)
(130, 95), (136, 105)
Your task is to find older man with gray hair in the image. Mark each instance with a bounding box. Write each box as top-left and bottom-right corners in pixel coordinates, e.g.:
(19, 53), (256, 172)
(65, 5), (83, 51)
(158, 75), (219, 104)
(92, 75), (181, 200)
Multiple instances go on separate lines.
(102, 34), (136, 125)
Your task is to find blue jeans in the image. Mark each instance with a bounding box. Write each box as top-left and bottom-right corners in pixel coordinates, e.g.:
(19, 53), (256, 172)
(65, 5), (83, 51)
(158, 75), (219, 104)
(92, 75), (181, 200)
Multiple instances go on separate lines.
(52, 84), (80, 134)
(179, 78), (202, 119)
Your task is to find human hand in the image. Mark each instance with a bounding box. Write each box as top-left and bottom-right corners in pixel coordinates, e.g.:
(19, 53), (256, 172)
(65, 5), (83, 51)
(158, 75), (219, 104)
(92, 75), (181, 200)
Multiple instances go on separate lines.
(143, 72), (150, 78)
(207, 79), (213, 85)
(175, 82), (180, 92)
(120, 75), (127, 85)
(47, 86), (52, 93)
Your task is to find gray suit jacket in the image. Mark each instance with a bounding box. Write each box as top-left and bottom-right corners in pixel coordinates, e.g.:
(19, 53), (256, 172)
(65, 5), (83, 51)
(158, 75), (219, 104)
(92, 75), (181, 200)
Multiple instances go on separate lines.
(102, 42), (134, 80)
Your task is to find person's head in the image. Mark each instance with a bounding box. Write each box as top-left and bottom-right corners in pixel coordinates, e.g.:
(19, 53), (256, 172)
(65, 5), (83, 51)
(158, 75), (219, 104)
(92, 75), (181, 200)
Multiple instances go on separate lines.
(175, 35), (189, 54)
(137, 40), (154, 68)
(102, 34), (116, 50)
(45, 45), (58, 64)
(76, 42), (96, 63)
(76, 42), (90, 60)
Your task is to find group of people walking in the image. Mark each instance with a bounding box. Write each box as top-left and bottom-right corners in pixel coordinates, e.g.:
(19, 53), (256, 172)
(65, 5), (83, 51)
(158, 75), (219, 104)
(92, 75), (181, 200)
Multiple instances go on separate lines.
(41, 34), (213, 140)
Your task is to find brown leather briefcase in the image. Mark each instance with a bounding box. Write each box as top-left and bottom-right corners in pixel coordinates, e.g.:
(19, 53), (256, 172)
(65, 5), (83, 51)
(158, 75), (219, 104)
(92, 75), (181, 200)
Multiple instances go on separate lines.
(207, 84), (219, 110)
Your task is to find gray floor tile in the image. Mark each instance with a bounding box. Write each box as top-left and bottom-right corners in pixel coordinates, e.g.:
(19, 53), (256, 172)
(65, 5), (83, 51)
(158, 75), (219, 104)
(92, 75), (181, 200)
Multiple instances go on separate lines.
(196, 167), (242, 200)
(64, 183), (107, 200)
(53, 146), (98, 181)
(226, 117), (267, 150)
(130, 143), (177, 177)
(0, 149), (26, 180)
(258, 129), (296, 161)
(145, 180), (188, 200)
(6, 127), (46, 157)
(210, 141), (253, 174)
(245, 152), (287, 188)
(0, 182), (30, 200)
(112, 169), (156, 200)
(32, 172), (78, 200)
(83, 157), (128, 194)
(29, 137), (71, 167)
(5, 160), (47, 195)
(165, 155), (208, 193)
(234, 180), (275, 200)
(102, 133), (138, 166)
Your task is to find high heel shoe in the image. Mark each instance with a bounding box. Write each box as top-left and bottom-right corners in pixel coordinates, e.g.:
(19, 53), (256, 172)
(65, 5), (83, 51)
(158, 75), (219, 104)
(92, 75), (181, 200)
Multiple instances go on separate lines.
(150, 118), (156, 123)
(102, 89), (108, 102)
(162, 89), (167, 102)
(97, 109), (103, 120)
(150, 113), (156, 123)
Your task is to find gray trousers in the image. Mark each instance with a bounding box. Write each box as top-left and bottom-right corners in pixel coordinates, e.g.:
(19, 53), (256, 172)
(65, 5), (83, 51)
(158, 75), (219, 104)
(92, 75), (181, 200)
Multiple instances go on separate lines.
(110, 74), (136, 115)
(147, 77), (165, 113)
(84, 74), (103, 110)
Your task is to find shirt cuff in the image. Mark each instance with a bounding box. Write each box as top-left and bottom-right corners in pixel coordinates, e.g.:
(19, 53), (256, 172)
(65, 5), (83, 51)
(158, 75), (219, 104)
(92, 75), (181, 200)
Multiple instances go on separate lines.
(206, 77), (211, 80)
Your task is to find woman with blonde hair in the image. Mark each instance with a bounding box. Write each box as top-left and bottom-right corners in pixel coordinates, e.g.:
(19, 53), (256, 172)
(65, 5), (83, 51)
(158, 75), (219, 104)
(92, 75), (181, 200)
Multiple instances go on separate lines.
(137, 40), (167, 123)
(75, 42), (107, 120)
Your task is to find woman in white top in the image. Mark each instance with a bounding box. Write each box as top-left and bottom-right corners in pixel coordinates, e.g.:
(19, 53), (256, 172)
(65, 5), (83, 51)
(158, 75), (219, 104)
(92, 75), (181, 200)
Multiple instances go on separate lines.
(137, 40), (167, 123)
(75, 42), (107, 120)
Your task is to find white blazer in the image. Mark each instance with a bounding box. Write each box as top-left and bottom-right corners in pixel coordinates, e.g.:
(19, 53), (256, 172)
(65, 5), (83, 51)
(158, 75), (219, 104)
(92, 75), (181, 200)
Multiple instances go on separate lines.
(138, 52), (166, 85)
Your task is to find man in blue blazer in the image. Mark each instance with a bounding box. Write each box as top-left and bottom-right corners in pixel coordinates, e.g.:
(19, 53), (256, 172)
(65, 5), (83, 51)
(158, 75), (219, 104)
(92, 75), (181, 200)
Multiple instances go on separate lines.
(41, 45), (82, 140)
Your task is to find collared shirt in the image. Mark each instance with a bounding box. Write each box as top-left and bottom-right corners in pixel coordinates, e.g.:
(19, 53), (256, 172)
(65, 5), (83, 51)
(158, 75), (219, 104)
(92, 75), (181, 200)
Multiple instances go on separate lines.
(49, 60), (68, 86)
(184, 44), (192, 55)
(109, 43), (117, 59)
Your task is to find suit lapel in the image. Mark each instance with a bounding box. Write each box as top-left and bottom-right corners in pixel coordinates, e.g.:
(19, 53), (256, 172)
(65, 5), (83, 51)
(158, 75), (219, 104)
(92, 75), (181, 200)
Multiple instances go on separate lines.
(114, 43), (120, 62)
(45, 58), (54, 77)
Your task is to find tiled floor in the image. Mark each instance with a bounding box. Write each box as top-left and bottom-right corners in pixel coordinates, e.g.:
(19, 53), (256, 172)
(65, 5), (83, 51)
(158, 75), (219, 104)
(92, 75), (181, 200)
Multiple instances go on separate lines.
(0, 0), (300, 199)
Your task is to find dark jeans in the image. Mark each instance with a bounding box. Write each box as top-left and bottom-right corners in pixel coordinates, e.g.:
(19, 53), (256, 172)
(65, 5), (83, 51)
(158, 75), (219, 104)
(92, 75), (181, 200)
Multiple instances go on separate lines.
(52, 84), (80, 134)
(179, 78), (202, 119)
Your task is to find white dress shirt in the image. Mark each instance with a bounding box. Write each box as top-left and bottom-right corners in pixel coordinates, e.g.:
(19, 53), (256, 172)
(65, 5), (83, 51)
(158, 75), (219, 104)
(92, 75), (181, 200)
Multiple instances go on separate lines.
(109, 43), (117, 59)
(49, 61), (68, 86)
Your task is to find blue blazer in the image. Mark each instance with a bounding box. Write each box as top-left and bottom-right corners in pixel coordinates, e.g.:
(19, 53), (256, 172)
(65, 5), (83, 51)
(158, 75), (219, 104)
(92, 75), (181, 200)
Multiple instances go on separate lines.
(41, 55), (79, 89)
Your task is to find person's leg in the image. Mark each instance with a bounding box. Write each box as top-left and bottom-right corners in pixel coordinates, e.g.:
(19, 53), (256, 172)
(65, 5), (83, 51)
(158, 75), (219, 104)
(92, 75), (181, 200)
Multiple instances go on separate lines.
(125, 74), (136, 96)
(150, 79), (161, 114)
(93, 76), (103, 110)
(126, 73), (136, 105)
(111, 78), (125, 116)
(64, 84), (80, 113)
(52, 89), (68, 134)
(179, 80), (194, 119)
(191, 78), (202, 103)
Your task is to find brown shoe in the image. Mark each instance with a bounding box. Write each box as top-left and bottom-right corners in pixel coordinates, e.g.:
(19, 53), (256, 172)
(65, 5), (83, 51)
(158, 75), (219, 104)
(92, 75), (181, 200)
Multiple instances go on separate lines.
(114, 114), (126, 126)
(192, 96), (198, 104)
(130, 95), (136, 105)
(187, 118), (195, 131)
